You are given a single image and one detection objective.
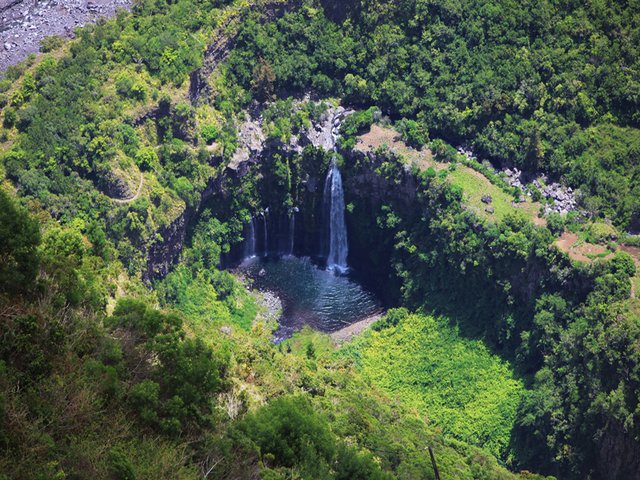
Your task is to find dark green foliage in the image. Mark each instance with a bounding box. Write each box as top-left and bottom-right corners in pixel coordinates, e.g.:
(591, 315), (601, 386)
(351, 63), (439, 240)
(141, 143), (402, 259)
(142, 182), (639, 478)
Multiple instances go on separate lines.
(237, 396), (335, 472)
(108, 299), (227, 435)
(0, 0), (638, 478)
(546, 212), (565, 236)
(396, 118), (429, 149)
(107, 446), (136, 480)
(372, 307), (409, 331)
(225, 0), (640, 227)
(231, 395), (393, 479)
(0, 189), (40, 294)
(2, 107), (16, 128)
(343, 154), (640, 479)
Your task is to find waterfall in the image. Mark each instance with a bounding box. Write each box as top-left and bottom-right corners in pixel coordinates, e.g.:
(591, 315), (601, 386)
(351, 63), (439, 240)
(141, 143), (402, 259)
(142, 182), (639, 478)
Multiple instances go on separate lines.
(288, 212), (296, 256)
(323, 161), (348, 271)
(262, 210), (269, 256)
(244, 217), (256, 259)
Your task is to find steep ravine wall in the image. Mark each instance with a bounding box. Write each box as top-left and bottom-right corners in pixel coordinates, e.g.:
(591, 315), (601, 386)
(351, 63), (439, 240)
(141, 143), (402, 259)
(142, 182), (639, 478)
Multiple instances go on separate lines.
(141, 125), (640, 480)
(143, 173), (224, 281)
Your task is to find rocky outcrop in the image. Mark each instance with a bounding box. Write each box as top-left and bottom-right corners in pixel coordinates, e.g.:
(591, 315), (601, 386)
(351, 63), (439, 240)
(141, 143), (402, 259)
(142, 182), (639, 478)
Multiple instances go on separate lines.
(457, 146), (579, 215)
(0, 0), (132, 72)
(598, 422), (640, 480)
(344, 149), (418, 208)
(302, 105), (353, 151)
(98, 169), (135, 200)
(228, 101), (352, 174)
(229, 111), (267, 171)
(503, 167), (578, 215)
(144, 174), (224, 281)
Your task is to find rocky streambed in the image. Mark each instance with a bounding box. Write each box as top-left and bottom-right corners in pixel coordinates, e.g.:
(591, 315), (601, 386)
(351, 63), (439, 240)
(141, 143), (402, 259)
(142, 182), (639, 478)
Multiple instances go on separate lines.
(0, 0), (132, 72)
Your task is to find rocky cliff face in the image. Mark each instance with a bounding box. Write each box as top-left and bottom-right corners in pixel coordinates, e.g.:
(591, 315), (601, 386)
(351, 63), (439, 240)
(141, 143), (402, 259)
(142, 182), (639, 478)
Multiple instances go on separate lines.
(142, 98), (421, 281)
(144, 173), (228, 281)
(341, 148), (419, 302)
(344, 150), (418, 208)
(143, 100), (354, 279)
(598, 422), (640, 480)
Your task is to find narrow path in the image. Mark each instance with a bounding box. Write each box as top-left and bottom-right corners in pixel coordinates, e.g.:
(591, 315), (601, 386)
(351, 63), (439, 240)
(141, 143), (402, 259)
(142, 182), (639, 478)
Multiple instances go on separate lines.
(112, 172), (143, 204)
(330, 312), (384, 345)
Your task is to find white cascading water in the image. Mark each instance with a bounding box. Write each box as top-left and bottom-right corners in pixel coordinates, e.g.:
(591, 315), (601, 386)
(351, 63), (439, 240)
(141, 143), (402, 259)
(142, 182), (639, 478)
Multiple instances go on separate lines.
(288, 212), (296, 256)
(323, 161), (348, 271)
(244, 217), (256, 259)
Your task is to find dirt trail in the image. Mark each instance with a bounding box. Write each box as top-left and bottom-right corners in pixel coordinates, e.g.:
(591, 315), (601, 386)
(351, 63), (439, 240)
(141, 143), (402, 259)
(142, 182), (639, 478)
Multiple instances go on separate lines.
(112, 172), (143, 204)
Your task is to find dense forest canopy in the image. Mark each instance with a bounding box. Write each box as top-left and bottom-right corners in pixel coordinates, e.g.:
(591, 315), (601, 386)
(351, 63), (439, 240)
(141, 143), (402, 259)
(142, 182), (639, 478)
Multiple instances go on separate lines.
(224, 0), (640, 226)
(0, 0), (639, 479)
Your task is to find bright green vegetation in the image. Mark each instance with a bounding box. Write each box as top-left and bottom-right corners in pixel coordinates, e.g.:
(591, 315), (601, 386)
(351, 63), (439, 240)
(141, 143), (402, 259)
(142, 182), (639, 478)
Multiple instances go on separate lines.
(0, 0), (639, 479)
(0, 187), (545, 479)
(345, 311), (524, 460)
(447, 166), (516, 221)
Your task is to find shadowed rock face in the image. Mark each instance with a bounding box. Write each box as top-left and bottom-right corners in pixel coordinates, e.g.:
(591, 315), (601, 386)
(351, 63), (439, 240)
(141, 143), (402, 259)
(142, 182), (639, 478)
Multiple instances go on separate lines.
(0, 0), (132, 72)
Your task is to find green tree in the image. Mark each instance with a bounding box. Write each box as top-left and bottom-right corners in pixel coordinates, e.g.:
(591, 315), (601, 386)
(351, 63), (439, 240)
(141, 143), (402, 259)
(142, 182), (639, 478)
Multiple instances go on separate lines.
(251, 58), (276, 102)
(0, 189), (40, 293)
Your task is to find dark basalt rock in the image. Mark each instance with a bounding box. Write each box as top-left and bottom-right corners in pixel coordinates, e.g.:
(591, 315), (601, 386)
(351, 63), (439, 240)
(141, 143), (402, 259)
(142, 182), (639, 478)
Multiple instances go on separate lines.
(598, 422), (640, 480)
(97, 170), (134, 200)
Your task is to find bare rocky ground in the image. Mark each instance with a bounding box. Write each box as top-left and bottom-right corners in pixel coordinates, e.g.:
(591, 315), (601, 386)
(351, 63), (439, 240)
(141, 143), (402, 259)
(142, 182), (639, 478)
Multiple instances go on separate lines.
(330, 313), (383, 345)
(0, 0), (132, 72)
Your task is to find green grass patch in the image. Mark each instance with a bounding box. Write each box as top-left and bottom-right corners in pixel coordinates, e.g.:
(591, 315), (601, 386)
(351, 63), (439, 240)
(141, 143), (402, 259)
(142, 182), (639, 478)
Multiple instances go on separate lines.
(344, 312), (524, 460)
(447, 167), (516, 221)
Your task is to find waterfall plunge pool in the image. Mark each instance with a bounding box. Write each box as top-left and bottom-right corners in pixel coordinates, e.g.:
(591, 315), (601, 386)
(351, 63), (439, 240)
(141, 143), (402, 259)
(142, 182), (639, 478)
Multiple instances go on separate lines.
(239, 256), (383, 341)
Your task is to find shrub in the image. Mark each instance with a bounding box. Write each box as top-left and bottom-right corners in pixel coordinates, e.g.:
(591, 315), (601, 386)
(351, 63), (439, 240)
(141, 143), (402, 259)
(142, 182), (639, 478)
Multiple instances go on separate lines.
(0, 188), (40, 293)
(110, 299), (227, 435)
(586, 222), (618, 244)
(116, 74), (134, 98)
(546, 212), (566, 236)
(201, 124), (219, 144)
(397, 118), (429, 149)
(135, 146), (158, 171)
(236, 396), (335, 472)
(40, 35), (66, 53)
(3, 107), (16, 128)
(107, 446), (136, 480)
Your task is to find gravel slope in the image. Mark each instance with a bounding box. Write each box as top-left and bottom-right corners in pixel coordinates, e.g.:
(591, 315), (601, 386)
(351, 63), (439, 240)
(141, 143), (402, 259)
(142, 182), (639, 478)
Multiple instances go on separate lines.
(0, 0), (131, 72)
